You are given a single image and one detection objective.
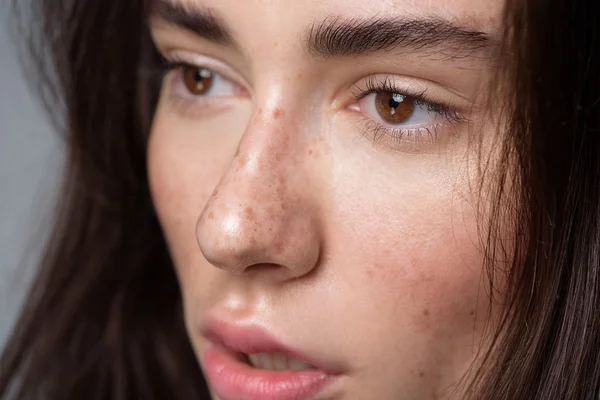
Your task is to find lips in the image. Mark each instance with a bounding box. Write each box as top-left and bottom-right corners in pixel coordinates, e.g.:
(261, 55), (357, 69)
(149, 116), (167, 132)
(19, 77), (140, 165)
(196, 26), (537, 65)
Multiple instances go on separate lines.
(201, 320), (342, 400)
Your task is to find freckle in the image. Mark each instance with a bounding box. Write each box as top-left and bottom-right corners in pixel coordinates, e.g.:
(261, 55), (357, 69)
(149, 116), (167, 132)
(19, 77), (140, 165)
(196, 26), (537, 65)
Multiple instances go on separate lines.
(470, 310), (475, 316)
(238, 154), (248, 167)
(273, 41), (279, 47)
(258, 108), (263, 115)
(212, 189), (219, 198)
(489, 16), (497, 24)
(279, 175), (286, 184)
(273, 108), (284, 119)
(208, 211), (214, 220)
(275, 242), (284, 254)
(423, 309), (430, 317)
(308, 149), (313, 155)
(419, 371), (425, 378)
(297, 72), (303, 78)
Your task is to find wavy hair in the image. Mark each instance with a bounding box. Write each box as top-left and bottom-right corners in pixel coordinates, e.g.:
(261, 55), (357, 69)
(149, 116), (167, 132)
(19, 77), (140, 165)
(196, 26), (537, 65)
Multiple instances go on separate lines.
(1, 0), (599, 398)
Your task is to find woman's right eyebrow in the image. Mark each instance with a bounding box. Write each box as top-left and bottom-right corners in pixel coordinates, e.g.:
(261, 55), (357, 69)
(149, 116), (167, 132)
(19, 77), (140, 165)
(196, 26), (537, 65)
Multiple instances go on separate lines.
(152, 0), (495, 63)
(152, 0), (235, 46)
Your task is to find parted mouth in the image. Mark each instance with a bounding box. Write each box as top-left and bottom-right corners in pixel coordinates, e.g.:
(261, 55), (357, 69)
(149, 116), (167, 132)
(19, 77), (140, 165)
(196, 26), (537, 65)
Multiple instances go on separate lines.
(200, 318), (338, 373)
(244, 351), (316, 371)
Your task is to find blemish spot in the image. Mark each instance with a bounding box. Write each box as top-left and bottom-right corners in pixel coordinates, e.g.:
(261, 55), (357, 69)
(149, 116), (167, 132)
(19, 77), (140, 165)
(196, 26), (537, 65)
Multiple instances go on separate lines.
(419, 371), (425, 378)
(238, 154), (248, 167)
(244, 206), (256, 222)
(489, 16), (497, 24)
(258, 108), (263, 115)
(273, 108), (284, 119)
(470, 310), (476, 316)
(208, 212), (214, 220)
(308, 149), (313, 155)
(423, 309), (430, 317)
(297, 72), (303, 78)
(273, 41), (279, 47)
(275, 242), (284, 254)
(212, 189), (219, 199)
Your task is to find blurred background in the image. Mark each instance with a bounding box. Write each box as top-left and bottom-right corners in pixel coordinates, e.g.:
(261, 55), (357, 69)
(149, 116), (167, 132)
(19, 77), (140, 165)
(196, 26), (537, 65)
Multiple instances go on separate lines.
(0, 1), (64, 349)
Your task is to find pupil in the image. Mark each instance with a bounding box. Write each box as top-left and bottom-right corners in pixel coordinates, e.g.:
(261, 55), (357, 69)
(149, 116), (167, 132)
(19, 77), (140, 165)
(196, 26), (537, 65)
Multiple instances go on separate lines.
(388, 93), (404, 109)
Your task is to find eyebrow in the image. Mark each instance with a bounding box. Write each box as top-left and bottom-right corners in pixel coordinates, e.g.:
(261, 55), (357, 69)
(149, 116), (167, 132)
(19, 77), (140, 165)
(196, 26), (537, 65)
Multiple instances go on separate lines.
(152, 0), (492, 59)
(306, 17), (492, 58)
(152, 0), (234, 45)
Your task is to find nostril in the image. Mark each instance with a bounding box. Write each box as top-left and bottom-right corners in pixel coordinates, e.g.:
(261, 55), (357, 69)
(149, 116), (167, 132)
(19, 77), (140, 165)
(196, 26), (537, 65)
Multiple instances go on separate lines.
(243, 263), (282, 275)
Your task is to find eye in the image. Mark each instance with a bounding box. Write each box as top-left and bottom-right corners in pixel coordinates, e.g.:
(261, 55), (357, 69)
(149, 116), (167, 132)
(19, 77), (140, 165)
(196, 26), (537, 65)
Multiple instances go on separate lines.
(177, 66), (236, 97)
(359, 91), (439, 126)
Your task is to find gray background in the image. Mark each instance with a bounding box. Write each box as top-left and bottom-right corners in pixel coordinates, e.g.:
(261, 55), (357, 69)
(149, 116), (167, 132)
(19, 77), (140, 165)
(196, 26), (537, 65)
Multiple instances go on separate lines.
(0, 2), (64, 349)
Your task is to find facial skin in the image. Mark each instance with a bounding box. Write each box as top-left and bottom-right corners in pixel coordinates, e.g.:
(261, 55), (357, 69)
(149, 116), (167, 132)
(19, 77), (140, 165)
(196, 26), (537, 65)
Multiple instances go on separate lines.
(148, 0), (504, 398)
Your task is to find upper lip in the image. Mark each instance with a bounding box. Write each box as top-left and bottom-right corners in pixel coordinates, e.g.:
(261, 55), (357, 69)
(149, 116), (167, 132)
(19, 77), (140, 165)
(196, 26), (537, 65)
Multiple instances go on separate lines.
(201, 318), (338, 373)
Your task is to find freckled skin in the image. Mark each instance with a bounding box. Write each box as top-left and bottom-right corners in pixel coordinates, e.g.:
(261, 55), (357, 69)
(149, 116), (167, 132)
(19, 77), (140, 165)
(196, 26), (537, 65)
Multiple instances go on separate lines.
(148, 0), (506, 398)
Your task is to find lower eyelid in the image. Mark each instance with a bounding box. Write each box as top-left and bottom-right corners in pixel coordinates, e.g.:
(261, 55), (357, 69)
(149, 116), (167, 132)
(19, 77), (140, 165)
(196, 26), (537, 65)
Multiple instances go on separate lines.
(162, 77), (239, 118)
(350, 111), (464, 152)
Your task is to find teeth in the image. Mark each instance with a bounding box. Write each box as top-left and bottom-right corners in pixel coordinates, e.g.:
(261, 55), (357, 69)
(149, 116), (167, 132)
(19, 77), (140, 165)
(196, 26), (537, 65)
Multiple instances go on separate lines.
(273, 353), (288, 371)
(259, 352), (274, 370)
(247, 352), (314, 371)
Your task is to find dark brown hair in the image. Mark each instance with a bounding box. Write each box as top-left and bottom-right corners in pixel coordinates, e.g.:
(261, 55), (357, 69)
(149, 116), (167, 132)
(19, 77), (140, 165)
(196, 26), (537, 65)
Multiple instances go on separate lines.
(1, 0), (599, 398)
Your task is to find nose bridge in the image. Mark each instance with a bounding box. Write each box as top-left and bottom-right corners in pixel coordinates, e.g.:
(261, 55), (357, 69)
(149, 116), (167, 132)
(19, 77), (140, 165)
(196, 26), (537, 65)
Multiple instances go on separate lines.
(195, 105), (320, 279)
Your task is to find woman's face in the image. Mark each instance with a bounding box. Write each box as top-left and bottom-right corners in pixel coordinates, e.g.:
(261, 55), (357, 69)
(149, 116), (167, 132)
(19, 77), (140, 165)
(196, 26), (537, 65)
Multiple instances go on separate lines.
(148, 0), (503, 398)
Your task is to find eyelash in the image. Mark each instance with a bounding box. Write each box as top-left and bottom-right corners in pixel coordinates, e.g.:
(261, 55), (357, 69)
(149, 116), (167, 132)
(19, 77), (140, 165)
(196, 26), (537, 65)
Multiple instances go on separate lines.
(151, 54), (467, 145)
(350, 76), (467, 145)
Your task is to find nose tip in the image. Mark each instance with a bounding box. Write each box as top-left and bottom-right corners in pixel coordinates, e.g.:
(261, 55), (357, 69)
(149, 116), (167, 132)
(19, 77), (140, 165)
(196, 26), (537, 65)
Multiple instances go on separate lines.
(196, 195), (321, 280)
(195, 143), (321, 282)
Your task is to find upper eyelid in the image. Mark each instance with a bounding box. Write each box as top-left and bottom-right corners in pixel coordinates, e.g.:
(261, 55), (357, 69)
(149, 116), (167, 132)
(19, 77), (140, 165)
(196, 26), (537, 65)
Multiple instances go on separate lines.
(161, 50), (249, 89)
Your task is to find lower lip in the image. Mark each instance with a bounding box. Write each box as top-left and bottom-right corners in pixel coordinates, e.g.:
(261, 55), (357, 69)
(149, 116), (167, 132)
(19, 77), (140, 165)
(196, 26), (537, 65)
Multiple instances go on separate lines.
(203, 345), (337, 400)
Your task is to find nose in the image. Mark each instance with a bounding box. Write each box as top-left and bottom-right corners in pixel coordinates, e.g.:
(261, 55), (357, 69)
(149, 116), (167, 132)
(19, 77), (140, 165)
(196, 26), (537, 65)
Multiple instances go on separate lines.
(195, 108), (322, 283)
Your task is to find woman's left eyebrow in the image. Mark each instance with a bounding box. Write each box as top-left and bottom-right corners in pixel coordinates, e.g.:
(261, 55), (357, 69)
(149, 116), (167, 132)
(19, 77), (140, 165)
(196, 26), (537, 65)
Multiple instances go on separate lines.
(305, 17), (495, 60)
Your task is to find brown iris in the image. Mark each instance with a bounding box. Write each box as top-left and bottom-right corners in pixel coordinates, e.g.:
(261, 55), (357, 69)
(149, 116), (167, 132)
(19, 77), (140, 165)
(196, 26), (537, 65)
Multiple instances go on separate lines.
(375, 92), (415, 124)
(182, 67), (214, 95)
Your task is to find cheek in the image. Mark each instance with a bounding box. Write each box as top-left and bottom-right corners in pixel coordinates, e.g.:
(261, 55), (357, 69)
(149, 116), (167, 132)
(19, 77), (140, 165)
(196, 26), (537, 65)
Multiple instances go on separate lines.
(320, 152), (489, 375)
(337, 201), (483, 327)
(146, 110), (239, 293)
